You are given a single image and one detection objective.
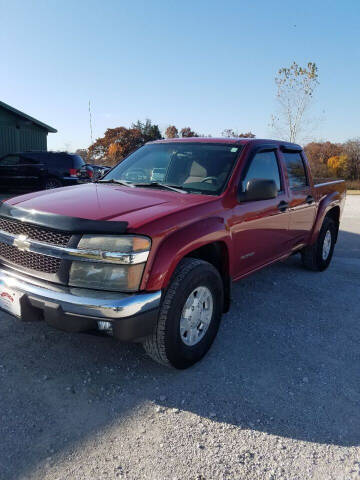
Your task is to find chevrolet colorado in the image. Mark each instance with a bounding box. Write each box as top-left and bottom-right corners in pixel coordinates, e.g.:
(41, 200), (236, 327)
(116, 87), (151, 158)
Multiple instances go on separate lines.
(0, 138), (346, 368)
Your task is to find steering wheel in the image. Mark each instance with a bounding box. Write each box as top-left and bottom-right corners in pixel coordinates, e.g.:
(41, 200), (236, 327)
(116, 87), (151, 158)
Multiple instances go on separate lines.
(201, 176), (218, 184)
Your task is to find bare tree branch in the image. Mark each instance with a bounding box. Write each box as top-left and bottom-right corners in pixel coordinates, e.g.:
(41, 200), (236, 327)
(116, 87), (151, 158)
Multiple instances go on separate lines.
(270, 62), (319, 143)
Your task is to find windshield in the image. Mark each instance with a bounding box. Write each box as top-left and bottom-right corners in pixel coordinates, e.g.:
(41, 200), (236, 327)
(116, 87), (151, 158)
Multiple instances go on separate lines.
(102, 143), (242, 195)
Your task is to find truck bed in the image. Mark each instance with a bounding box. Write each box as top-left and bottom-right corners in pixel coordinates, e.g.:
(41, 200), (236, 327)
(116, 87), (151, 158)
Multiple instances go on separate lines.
(313, 179), (346, 201)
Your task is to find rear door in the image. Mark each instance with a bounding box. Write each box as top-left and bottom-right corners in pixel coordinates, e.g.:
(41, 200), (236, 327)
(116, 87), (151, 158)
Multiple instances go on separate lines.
(230, 145), (291, 277)
(280, 148), (316, 247)
(18, 154), (43, 189)
(0, 155), (21, 188)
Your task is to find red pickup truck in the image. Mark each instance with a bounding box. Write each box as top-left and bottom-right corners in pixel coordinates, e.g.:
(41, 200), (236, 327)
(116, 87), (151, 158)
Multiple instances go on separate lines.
(0, 138), (346, 368)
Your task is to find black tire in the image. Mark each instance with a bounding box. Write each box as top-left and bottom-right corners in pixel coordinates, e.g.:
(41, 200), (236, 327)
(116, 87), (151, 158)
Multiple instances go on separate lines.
(43, 177), (63, 189)
(301, 217), (337, 271)
(143, 258), (224, 369)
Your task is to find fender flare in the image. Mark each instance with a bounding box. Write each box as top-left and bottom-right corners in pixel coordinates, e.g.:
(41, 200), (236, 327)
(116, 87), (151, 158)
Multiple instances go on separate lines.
(144, 217), (231, 291)
(309, 191), (340, 245)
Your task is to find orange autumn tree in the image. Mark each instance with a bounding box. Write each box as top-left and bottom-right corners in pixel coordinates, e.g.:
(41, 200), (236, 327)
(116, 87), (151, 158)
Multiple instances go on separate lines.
(165, 125), (179, 138)
(88, 127), (143, 166)
(180, 127), (198, 138)
(327, 155), (348, 177)
(107, 142), (124, 164)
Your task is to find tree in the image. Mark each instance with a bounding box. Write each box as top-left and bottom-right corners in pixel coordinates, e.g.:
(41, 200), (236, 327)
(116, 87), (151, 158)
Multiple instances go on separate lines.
(304, 142), (342, 164)
(343, 138), (360, 180)
(165, 125), (179, 138)
(88, 127), (143, 166)
(327, 155), (349, 177)
(221, 129), (256, 138)
(131, 119), (162, 143)
(180, 127), (198, 138)
(108, 142), (125, 164)
(304, 141), (342, 177)
(270, 62), (319, 142)
(238, 132), (256, 138)
(221, 129), (238, 138)
(75, 148), (90, 163)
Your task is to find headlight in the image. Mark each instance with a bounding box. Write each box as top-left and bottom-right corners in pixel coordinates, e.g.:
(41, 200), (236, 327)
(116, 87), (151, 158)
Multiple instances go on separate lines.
(69, 235), (151, 292)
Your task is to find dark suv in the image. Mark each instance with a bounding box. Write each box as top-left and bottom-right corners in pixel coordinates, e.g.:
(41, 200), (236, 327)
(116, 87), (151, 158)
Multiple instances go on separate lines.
(0, 151), (85, 191)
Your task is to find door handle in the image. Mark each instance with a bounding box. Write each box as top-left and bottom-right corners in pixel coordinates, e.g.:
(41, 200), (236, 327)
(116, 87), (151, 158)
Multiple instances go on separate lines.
(305, 195), (314, 204)
(277, 200), (289, 212)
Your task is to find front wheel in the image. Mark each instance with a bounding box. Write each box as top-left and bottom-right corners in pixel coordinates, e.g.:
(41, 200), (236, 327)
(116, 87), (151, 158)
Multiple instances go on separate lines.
(143, 258), (224, 369)
(301, 217), (337, 271)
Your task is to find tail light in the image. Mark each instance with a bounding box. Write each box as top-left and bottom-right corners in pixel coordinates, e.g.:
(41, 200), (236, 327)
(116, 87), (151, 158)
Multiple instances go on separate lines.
(69, 168), (78, 177)
(87, 167), (94, 178)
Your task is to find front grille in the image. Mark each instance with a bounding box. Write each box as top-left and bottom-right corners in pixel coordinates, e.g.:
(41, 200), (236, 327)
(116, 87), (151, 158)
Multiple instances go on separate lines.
(0, 243), (61, 273)
(0, 216), (71, 275)
(0, 217), (71, 246)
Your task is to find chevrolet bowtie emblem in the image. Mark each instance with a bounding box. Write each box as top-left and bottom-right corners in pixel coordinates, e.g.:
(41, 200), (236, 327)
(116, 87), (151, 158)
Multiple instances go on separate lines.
(13, 234), (31, 252)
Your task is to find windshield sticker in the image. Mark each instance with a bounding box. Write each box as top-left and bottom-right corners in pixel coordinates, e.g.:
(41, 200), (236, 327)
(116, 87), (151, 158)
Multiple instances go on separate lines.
(230, 148), (238, 153)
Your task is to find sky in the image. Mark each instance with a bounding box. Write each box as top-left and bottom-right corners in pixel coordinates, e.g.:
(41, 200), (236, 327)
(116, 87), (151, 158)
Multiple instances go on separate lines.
(1, 0), (359, 151)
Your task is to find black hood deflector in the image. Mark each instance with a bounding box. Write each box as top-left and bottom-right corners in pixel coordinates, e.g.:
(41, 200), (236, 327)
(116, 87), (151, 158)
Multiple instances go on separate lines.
(0, 202), (128, 234)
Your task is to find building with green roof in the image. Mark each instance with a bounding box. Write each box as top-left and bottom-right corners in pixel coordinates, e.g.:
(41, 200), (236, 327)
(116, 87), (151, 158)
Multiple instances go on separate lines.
(0, 100), (57, 156)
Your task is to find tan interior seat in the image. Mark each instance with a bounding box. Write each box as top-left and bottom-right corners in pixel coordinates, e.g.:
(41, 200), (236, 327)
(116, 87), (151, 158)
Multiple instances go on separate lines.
(184, 161), (208, 184)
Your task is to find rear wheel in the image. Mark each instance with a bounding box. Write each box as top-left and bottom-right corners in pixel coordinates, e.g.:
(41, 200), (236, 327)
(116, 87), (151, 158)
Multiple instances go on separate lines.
(44, 177), (63, 189)
(143, 258), (224, 369)
(301, 217), (337, 271)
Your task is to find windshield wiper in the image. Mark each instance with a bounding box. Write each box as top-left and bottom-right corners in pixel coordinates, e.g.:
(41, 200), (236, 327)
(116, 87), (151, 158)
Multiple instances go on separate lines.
(98, 179), (135, 188)
(134, 182), (188, 194)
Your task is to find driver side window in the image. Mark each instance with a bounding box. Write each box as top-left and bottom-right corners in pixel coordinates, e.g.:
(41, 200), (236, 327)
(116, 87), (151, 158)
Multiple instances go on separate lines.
(242, 150), (281, 191)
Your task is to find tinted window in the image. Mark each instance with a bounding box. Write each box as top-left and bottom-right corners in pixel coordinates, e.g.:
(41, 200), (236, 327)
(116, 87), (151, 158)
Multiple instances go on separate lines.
(0, 155), (21, 165)
(19, 155), (40, 165)
(283, 152), (307, 188)
(26, 153), (85, 169)
(243, 151), (281, 191)
(48, 155), (75, 168)
(50, 155), (71, 168)
(21, 153), (54, 166)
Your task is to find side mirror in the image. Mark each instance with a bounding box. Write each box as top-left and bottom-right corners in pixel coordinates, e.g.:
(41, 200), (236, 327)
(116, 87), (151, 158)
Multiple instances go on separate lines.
(238, 178), (277, 202)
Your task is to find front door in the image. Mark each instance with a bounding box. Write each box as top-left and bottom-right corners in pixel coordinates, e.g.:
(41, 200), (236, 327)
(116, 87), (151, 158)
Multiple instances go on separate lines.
(230, 147), (290, 278)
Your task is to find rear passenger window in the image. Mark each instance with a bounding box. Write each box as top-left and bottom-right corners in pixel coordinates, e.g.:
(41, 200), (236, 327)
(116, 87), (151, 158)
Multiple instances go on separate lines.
(283, 152), (308, 189)
(0, 155), (20, 165)
(50, 156), (71, 168)
(19, 156), (39, 165)
(243, 151), (281, 191)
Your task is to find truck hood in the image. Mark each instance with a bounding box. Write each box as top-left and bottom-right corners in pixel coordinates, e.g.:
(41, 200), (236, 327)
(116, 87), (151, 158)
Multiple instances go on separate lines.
(6, 183), (215, 228)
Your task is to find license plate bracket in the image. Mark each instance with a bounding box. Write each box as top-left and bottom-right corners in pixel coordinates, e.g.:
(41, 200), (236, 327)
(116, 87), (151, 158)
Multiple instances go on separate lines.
(0, 281), (22, 317)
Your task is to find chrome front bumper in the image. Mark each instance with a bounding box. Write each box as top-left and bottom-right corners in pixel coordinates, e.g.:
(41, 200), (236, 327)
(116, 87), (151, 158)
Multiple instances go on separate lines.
(0, 267), (161, 341)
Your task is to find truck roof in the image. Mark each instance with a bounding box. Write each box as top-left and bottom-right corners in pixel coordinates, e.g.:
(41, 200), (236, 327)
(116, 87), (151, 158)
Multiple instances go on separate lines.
(148, 137), (302, 149)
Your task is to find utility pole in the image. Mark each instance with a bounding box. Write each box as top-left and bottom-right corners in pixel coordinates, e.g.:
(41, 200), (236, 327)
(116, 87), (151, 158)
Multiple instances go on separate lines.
(88, 100), (93, 146)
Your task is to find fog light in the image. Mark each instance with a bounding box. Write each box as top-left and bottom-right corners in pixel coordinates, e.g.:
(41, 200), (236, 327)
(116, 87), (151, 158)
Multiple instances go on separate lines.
(97, 320), (112, 332)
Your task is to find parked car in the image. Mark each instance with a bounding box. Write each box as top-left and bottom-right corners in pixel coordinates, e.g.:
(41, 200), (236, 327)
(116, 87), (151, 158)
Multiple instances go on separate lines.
(96, 165), (111, 179)
(0, 151), (85, 191)
(77, 163), (95, 182)
(0, 138), (346, 368)
(150, 167), (166, 182)
(77, 164), (111, 182)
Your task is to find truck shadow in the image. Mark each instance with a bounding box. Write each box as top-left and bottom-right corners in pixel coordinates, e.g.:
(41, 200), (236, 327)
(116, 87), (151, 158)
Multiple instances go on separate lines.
(0, 229), (359, 479)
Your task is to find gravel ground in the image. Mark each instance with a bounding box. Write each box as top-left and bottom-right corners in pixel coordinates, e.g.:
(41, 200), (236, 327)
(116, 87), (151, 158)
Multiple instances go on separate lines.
(0, 194), (359, 480)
